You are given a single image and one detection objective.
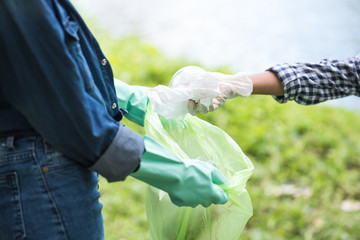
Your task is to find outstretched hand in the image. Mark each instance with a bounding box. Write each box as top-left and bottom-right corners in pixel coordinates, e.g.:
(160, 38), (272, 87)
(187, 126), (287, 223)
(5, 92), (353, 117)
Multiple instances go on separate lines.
(171, 67), (253, 115)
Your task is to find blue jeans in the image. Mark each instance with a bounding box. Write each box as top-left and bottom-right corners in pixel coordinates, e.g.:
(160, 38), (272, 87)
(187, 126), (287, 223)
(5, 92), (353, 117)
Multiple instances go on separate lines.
(0, 136), (104, 240)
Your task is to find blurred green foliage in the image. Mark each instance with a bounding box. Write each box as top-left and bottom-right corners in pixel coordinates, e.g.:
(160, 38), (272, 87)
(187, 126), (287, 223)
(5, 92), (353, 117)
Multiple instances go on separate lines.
(96, 36), (360, 240)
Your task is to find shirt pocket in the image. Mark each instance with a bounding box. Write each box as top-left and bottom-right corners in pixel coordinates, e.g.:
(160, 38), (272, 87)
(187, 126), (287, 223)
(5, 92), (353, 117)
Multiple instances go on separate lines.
(53, 0), (81, 52)
(62, 16), (80, 42)
(52, 0), (105, 104)
(60, 16), (81, 55)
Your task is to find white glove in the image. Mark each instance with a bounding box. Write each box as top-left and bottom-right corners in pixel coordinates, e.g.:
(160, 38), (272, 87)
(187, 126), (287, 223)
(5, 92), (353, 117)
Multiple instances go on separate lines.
(147, 66), (220, 119)
(171, 67), (253, 115)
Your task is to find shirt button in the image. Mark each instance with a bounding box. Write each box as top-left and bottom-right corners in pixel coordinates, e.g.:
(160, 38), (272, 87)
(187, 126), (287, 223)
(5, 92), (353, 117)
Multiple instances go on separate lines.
(42, 167), (49, 173)
(111, 103), (117, 109)
(101, 58), (107, 66)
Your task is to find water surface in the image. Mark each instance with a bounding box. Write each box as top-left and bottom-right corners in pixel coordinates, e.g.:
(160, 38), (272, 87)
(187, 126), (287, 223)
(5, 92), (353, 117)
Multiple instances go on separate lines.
(75, 0), (360, 111)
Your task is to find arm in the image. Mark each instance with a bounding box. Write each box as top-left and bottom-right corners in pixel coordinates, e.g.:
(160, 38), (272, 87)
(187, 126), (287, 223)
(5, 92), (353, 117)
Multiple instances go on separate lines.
(228, 56), (360, 101)
(249, 71), (284, 96)
(267, 57), (360, 104)
(171, 56), (360, 116)
(114, 79), (149, 127)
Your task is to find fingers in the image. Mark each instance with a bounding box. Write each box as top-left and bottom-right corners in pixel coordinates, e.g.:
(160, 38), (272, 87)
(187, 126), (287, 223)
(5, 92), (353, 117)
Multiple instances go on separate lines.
(198, 104), (209, 114)
(187, 95), (226, 116)
(167, 160), (229, 208)
(187, 100), (199, 116)
(209, 167), (229, 206)
(211, 167), (228, 185)
(210, 185), (229, 206)
(187, 100), (210, 115)
(211, 95), (226, 111)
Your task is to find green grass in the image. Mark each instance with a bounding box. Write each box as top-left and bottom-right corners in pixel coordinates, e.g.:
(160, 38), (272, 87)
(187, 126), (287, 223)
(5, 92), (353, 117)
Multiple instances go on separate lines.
(92, 35), (360, 239)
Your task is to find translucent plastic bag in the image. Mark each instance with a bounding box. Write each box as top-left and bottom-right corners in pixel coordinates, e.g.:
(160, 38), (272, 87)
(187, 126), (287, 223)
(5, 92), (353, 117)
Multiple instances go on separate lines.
(144, 104), (254, 240)
(147, 66), (220, 119)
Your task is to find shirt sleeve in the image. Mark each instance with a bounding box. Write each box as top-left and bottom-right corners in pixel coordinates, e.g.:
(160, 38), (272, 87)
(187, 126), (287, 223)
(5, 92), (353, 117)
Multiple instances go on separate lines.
(0, 1), (144, 181)
(267, 56), (360, 105)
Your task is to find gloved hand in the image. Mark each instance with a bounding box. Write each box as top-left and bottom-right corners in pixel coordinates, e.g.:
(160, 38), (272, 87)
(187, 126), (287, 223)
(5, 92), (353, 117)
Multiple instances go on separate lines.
(114, 78), (149, 126)
(131, 135), (229, 208)
(171, 67), (253, 116)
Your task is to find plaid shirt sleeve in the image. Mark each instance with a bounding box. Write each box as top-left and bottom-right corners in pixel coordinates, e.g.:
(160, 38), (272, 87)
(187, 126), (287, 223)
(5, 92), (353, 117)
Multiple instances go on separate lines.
(267, 55), (360, 105)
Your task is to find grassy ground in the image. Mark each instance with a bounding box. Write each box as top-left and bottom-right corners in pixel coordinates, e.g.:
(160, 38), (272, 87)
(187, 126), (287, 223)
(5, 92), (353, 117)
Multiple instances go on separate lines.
(92, 35), (360, 240)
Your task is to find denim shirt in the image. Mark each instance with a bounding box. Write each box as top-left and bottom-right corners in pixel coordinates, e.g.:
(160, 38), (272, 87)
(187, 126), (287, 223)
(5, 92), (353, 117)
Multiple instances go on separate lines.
(0, 0), (144, 182)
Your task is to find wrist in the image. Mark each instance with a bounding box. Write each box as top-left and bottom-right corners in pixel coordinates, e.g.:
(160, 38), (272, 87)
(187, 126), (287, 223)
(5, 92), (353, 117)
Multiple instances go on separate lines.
(215, 72), (253, 98)
(249, 71), (284, 96)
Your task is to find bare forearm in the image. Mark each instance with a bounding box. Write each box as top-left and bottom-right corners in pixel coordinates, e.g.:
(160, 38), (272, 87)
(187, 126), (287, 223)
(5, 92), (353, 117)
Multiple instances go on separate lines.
(249, 71), (284, 96)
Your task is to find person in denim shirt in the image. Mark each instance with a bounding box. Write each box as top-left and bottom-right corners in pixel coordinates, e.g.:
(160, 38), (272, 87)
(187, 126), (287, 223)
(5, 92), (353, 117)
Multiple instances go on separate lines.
(0, 1), (228, 239)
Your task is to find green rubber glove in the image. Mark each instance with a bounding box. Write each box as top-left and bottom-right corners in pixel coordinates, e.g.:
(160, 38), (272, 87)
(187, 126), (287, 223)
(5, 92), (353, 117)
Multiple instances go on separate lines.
(114, 78), (149, 126)
(131, 135), (229, 208)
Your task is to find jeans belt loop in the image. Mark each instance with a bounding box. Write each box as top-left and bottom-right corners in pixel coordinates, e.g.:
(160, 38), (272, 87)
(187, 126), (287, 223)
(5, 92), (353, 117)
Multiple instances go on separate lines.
(5, 136), (15, 150)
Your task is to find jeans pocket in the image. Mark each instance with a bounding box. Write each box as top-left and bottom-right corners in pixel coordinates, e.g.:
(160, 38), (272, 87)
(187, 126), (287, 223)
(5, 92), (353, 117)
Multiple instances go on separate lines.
(43, 142), (85, 177)
(0, 172), (26, 240)
(48, 152), (78, 173)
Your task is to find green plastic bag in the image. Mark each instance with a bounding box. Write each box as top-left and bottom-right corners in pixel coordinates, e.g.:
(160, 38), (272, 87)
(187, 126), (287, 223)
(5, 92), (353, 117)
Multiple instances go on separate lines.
(144, 104), (254, 240)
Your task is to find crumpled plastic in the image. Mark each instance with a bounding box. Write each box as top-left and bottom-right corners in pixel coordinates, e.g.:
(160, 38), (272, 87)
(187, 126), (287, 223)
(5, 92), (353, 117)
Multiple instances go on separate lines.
(146, 66), (221, 119)
(144, 103), (254, 240)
